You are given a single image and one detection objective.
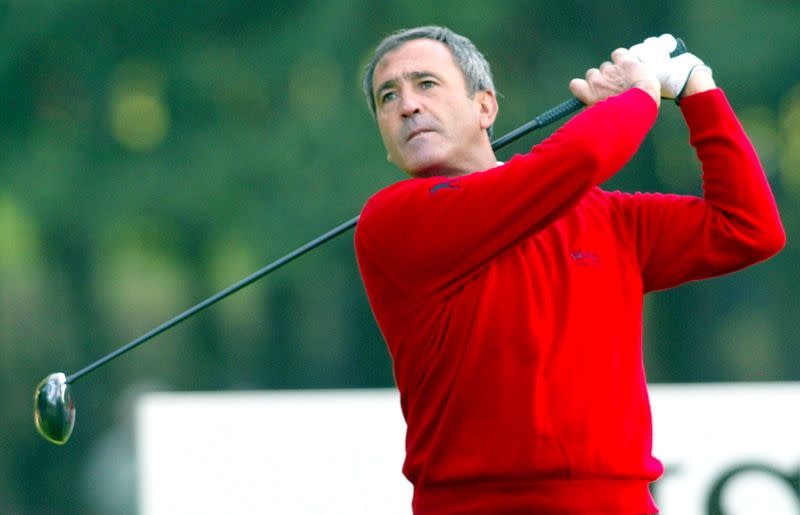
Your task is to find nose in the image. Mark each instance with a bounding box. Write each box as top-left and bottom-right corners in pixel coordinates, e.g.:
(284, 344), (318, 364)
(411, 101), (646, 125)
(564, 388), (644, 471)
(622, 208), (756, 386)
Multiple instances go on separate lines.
(399, 90), (423, 118)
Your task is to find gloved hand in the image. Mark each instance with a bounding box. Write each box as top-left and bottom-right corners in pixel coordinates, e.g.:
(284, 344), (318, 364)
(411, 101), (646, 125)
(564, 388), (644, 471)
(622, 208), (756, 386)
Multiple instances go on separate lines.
(629, 34), (711, 101)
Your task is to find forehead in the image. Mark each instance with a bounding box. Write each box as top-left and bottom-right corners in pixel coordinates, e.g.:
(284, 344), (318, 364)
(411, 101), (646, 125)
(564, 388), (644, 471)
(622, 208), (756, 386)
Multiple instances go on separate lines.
(373, 39), (461, 90)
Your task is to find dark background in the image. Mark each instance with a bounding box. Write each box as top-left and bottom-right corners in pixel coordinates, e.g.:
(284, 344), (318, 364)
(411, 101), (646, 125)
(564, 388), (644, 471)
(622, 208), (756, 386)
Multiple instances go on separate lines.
(1, 1), (797, 513)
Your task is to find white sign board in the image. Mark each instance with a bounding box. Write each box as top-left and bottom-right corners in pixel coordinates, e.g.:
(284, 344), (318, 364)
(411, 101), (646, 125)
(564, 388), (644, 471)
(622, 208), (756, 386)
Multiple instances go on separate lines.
(136, 384), (800, 515)
(136, 390), (411, 515)
(651, 383), (799, 514)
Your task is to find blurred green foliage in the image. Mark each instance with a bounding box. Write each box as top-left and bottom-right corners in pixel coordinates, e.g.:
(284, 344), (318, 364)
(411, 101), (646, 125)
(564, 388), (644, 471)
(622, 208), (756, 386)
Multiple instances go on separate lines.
(1, 1), (797, 513)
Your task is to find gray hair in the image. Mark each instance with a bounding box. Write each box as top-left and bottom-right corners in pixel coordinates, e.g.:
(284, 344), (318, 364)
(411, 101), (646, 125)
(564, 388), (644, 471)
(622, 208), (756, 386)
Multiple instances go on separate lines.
(362, 26), (496, 117)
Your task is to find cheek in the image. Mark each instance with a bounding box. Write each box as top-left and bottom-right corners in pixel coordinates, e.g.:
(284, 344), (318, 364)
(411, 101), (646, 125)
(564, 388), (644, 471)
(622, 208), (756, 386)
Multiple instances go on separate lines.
(376, 118), (396, 146)
(376, 121), (402, 163)
(448, 95), (476, 119)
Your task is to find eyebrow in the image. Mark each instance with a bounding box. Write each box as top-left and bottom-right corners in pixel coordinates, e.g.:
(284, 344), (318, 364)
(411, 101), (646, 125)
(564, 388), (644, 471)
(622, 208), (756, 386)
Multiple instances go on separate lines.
(375, 71), (441, 100)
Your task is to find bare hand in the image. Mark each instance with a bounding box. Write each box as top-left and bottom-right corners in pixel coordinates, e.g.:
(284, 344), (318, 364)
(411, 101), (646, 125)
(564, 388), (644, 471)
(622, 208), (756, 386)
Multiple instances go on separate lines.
(569, 48), (660, 107)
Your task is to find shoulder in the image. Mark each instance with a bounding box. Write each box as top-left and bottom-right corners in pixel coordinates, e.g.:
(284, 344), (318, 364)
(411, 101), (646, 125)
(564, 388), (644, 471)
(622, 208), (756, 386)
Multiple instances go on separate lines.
(355, 178), (425, 249)
(362, 180), (412, 209)
(359, 174), (466, 222)
(359, 179), (418, 224)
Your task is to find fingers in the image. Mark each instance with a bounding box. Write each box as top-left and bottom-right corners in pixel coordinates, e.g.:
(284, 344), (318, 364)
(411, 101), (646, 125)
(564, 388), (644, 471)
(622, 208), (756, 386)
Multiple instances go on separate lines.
(572, 36), (680, 107)
(569, 58), (621, 106)
(570, 46), (660, 107)
(657, 34), (677, 53)
(611, 48), (636, 66)
(599, 61), (615, 75)
(569, 78), (592, 104)
(629, 35), (674, 63)
(611, 48), (641, 66)
(585, 66), (614, 94)
(588, 58), (626, 91)
(569, 62), (623, 106)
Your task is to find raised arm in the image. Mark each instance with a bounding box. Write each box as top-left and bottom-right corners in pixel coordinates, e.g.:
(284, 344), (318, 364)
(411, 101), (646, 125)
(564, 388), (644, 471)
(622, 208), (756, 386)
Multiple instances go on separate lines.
(610, 37), (784, 291)
(356, 84), (658, 302)
(620, 73), (784, 291)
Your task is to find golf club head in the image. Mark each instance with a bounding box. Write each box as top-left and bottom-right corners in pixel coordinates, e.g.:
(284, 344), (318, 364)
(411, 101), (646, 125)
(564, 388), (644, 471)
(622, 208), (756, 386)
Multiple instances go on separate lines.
(34, 372), (75, 445)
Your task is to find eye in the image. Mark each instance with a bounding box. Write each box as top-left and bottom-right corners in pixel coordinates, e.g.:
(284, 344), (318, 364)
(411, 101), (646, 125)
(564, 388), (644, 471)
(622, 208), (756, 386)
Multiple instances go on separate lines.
(420, 80), (436, 89)
(380, 91), (397, 104)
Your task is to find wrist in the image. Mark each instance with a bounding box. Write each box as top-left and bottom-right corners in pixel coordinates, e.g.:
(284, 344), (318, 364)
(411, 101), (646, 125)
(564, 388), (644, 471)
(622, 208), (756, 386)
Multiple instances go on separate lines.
(679, 65), (715, 99)
(632, 78), (661, 107)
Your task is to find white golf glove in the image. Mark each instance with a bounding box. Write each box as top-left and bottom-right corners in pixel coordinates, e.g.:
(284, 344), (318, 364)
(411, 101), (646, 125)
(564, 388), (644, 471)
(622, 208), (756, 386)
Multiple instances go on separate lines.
(629, 34), (711, 101)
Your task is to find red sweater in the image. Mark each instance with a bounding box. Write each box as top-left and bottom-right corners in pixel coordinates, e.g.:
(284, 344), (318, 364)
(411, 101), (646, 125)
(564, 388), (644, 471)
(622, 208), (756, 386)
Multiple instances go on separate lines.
(354, 88), (785, 514)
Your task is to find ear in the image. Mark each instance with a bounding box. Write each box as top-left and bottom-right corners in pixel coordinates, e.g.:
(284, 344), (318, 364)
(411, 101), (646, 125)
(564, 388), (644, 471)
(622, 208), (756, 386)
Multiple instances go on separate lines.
(475, 89), (499, 130)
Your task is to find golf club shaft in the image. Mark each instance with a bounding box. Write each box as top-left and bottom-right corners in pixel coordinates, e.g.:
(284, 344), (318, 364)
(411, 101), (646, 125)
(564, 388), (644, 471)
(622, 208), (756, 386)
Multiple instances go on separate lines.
(64, 99), (581, 384)
(66, 216), (361, 383)
(75, 40), (709, 385)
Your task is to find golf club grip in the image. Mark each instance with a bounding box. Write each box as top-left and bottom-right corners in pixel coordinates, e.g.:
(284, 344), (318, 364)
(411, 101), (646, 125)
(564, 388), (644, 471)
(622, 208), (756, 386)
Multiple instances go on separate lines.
(555, 38), (687, 119)
(673, 37), (687, 56)
(491, 36), (688, 150)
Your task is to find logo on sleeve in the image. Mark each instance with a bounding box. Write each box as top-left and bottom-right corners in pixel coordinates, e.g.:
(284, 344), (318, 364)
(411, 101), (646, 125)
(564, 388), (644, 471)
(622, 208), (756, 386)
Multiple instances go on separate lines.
(429, 180), (461, 194)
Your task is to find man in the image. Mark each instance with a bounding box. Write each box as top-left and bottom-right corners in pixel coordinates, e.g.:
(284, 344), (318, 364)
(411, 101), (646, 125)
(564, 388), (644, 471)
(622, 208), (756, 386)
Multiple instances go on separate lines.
(355, 26), (785, 514)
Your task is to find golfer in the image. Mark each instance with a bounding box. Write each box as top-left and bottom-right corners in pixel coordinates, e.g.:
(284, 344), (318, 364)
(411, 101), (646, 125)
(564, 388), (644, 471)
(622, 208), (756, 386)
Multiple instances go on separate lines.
(355, 26), (784, 514)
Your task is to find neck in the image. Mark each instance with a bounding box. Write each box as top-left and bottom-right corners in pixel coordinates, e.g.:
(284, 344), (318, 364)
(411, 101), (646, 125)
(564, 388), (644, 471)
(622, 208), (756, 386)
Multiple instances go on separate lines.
(413, 137), (498, 178)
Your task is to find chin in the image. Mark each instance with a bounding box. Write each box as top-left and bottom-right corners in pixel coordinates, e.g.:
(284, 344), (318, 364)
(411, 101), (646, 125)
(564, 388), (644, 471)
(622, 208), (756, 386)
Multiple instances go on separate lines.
(404, 165), (441, 178)
(401, 154), (449, 178)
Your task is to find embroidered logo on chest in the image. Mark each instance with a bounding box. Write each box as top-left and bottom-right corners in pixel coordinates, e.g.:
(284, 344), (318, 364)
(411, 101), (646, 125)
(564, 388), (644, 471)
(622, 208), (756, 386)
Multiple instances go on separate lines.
(570, 249), (600, 267)
(429, 180), (461, 194)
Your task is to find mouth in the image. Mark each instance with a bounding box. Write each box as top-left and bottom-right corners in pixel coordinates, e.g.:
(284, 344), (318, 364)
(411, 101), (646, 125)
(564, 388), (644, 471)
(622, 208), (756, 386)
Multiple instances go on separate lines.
(407, 128), (434, 141)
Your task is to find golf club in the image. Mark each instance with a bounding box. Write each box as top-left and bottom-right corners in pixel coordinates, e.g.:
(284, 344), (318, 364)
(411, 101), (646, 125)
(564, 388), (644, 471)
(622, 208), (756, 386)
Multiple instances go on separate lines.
(34, 38), (687, 445)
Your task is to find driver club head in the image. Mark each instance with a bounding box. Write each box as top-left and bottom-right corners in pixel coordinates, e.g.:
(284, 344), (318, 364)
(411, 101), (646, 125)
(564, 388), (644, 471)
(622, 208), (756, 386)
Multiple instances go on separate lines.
(33, 372), (75, 445)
